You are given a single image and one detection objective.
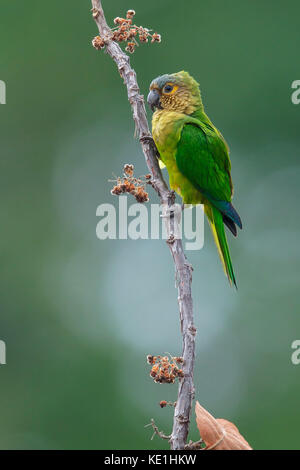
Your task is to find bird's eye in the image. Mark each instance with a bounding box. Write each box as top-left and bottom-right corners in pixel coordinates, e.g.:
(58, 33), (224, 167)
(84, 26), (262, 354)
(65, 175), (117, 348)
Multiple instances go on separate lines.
(163, 84), (174, 93)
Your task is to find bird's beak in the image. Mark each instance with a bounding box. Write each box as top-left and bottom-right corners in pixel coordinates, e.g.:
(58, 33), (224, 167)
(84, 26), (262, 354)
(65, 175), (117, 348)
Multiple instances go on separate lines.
(147, 89), (161, 112)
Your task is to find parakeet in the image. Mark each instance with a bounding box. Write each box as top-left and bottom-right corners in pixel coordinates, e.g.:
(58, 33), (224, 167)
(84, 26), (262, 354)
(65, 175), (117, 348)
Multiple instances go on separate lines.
(147, 71), (242, 287)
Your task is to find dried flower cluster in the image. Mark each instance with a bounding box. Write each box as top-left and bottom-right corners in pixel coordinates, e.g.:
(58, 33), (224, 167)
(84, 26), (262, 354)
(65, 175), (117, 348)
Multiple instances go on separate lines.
(110, 164), (151, 203)
(92, 9), (161, 53)
(147, 354), (184, 384)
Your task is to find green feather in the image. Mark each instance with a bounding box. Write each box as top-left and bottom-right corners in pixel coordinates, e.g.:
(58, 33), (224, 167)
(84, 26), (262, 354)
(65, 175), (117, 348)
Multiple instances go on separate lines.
(175, 122), (232, 203)
(206, 205), (237, 288)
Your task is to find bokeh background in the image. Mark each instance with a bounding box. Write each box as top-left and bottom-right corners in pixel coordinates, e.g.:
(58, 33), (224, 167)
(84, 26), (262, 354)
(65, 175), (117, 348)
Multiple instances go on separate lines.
(1, 0), (300, 450)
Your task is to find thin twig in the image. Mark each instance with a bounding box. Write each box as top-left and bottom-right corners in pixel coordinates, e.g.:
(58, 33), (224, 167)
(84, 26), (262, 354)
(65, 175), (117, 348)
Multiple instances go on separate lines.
(185, 439), (204, 450)
(90, 0), (196, 450)
(145, 419), (171, 441)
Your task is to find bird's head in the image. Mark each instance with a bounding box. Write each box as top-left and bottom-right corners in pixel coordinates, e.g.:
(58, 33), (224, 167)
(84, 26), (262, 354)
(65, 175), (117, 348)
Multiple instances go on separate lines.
(147, 71), (203, 115)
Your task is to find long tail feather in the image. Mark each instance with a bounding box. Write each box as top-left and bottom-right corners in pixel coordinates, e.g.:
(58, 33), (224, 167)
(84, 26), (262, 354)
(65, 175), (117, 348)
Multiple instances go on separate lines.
(205, 204), (237, 288)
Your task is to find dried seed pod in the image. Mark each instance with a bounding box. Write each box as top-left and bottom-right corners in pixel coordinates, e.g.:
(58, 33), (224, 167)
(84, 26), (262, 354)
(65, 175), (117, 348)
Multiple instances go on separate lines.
(125, 43), (135, 54)
(139, 34), (148, 43)
(111, 186), (122, 196)
(92, 36), (105, 50)
(114, 17), (125, 25)
(135, 187), (149, 203)
(150, 364), (159, 377)
(129, 28), (137, 37)
(151, 33), (161, 43)
(174, 356), (184, 364)
(126, 9), (136, 19)
(147, 355), (157, 365)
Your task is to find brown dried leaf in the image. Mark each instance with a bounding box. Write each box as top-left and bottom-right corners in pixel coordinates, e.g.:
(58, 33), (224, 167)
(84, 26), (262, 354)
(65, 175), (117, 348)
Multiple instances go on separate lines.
(195, 401), (252, 450)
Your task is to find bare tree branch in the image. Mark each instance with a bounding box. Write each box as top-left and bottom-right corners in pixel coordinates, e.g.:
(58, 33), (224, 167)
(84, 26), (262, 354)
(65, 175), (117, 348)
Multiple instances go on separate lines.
(90, 0), (197, 450)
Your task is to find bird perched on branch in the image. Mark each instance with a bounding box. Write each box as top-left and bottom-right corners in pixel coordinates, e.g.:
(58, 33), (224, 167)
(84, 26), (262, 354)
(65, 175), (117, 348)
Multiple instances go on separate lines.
(147, 71), (242, 287)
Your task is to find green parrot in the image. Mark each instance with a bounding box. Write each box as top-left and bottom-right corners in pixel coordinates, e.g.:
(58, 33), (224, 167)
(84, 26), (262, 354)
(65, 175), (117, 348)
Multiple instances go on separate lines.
(147, 71), (242, 287)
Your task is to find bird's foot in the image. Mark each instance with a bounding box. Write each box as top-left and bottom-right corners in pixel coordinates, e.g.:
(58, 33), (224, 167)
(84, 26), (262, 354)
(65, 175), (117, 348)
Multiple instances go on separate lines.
(139, 135), (154, 144)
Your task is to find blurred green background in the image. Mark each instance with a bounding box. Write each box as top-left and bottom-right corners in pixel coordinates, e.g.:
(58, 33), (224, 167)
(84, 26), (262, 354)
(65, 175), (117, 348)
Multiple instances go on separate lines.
(0, 0), (300, 450)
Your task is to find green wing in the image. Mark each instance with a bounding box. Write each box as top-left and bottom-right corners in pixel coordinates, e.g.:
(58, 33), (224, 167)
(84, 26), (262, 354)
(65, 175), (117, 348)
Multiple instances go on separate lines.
(176, 122), (233, 203)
